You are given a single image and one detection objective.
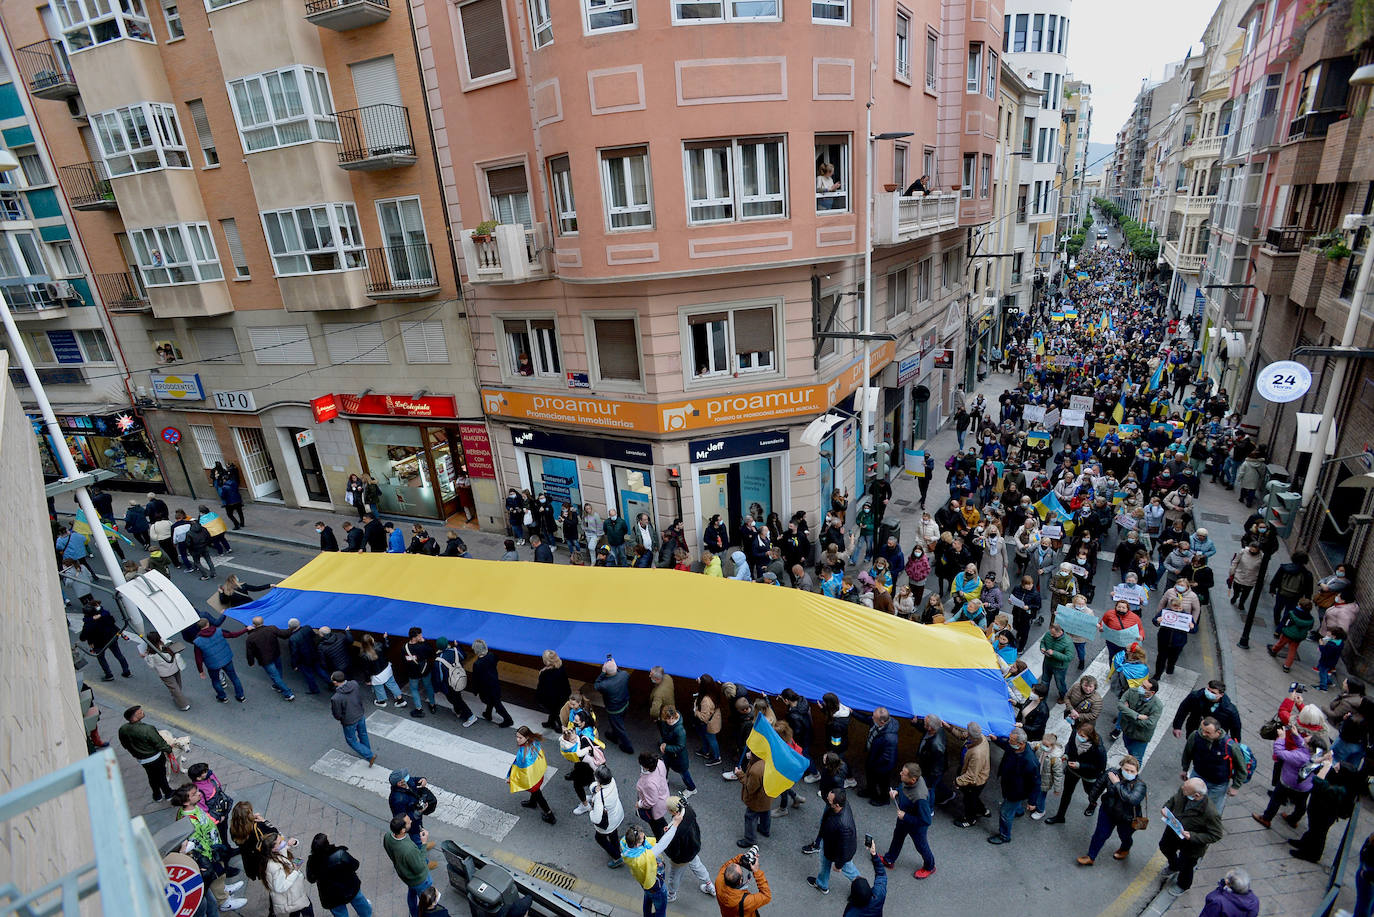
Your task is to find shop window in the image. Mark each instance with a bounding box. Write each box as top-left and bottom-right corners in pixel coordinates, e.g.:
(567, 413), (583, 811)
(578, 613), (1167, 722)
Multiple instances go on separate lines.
(613, 466), (654, 526)
(357, 423), (437, 517)
(686, 303), (777, 379)
(502, 315), (561, 378)
(589, 316), (641, 384)
(814, 134), (850, 212)
(525, 452), (581, 516)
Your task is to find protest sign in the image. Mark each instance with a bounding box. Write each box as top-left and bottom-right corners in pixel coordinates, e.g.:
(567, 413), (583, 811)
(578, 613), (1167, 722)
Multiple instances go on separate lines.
(1044, 408), (1061, 427)
(1055, 605), (1099, 640)
(1160, 610), (1194, 632)
(1114, 513), (1137, 530)
(1112, 583), (1148, 606)
(1060, 409), (1085, 428)
(1023, 404), (1047, 424)
(1041, 524), (1063, 539)
(1069, 395), (1094, 412)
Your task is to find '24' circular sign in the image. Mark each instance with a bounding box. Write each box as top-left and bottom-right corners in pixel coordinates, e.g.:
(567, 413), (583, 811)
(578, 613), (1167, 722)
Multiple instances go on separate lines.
(1256, 360), (1312, 404)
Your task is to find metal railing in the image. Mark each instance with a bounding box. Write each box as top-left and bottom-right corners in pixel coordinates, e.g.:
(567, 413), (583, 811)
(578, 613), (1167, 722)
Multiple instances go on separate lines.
(58, 162), (115, 209)
(1309, 805), (1360, 917)
(335, 103), (414, 165)
(15, 39), (75, 96)
(1264, 226), (1310, 252)
(363, 243), (437, 295)
(305, 0), (388, 12)
(1288, 109), (1344, 142)
(95, 272), (149, 311)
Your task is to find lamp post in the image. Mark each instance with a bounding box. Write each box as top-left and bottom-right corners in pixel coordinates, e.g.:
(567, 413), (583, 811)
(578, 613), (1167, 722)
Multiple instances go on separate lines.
(859, 107), (913, 468)
(0, 149), (126, 596)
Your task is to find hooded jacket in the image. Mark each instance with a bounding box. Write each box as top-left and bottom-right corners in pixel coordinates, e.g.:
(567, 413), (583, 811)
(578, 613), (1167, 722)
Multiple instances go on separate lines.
(331, 679), (366, 726)
(841, 857), (887, 917)
(1199, 880), (1260, 917)
(703, 554), (723, 577)
(729, 550), (752, 581)
(191, 613), (247, 671)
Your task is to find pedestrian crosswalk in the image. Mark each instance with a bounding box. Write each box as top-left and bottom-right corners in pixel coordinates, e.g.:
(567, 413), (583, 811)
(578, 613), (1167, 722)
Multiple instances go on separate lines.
(310, 748), (520, 842)
(1023, 647), (1197, 769)
(367, 710), (558, 782)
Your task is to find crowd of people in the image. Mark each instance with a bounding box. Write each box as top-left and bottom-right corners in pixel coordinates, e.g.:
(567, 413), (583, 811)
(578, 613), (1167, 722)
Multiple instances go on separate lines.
(80, 241), (1374, 917)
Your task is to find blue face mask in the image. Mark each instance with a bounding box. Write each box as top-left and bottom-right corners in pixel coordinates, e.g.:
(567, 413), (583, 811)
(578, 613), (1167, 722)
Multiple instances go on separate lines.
(1121, 770), (1137, 781)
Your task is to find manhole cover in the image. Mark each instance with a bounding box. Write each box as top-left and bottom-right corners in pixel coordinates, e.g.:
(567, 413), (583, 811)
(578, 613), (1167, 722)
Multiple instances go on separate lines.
(1199, 513), (1230, 524)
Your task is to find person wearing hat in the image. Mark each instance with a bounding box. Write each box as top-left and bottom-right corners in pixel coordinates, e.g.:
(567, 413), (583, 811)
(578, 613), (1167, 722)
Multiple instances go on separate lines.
(388, 770), (434, 851)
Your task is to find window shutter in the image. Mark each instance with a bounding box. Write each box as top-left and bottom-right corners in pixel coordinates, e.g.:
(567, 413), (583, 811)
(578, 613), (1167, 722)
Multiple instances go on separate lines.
(189, 424), (225, 469)
(593, 318), (640, 381)
(733, 307), (774, 354)
(486, 165), (528, 196)
(349, 55), (403, 109)
(402, 320), (449, 363)
(688, 311), (728, 325)
(324, 322), (389, 364)
(248, 325), (314, 364)
(218, 218), (249, 277)
(460, 0), (511, 80)
(186, 99), (216, 163)
(193, 327), (241, 364)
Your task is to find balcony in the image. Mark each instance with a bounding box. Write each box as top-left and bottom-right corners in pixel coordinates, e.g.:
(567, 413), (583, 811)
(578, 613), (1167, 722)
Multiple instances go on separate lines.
(458, 223), (552, 284)
(1182, 134), (1223, 162)
(1290, 245), (1343, 309)
(1318, 115), (1362, 184)
(59, 162), (115, 211)
(364, 243), (440, 299)
(3, 281), (64, 318)
(1287, 109), (1344, 143)
(871, 191), (960, 246)
(1164, 240), (1205, 273)
(96, 272), (151, 313)
(15, 39), (76, 100)
(336, 104), (416, 171)
(1177, 194), (1217, 217)
(304, 0), (389, 29)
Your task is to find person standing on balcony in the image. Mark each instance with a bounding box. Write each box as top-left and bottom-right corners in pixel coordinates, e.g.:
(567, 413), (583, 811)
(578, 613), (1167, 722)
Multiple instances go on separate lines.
(903, 174), (933, 197)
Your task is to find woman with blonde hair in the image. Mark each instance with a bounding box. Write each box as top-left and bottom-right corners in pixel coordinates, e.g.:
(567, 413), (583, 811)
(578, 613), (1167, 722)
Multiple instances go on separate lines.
(216, 574), (272, 608)
(537, 649), (572, 730)
(353, 633), (405, 707)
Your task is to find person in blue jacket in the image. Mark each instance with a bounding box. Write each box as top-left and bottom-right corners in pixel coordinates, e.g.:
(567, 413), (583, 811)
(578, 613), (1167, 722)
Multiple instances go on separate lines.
(881, 762), (934, 878)
(842, 841), (888, 917)
(385, 522), (406, 553)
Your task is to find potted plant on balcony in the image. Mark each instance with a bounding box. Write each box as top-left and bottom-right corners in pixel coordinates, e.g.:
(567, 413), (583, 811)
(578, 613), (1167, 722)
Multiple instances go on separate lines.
(470, 220), (497, 243)
(883, 183), (900, 192)
(1314, 230), (1353, 261)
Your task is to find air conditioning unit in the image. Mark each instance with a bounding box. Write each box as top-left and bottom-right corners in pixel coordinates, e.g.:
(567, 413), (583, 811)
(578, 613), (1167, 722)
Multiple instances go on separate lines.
(46, 280), (78, 300)
(66, 94), (87, 121)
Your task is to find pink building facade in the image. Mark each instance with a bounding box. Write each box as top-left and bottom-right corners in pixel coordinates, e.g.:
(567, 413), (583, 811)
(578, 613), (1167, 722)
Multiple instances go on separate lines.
(415, 0), (1000, 546)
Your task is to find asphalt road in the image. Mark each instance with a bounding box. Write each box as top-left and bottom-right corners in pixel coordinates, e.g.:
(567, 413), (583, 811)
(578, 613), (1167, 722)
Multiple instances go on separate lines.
(76, 522), (1219, 917)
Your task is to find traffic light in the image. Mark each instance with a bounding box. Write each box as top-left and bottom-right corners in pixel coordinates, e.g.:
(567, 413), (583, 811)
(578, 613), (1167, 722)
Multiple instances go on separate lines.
(866, 442), (892, 481)
(1264, 483), (1302, 535)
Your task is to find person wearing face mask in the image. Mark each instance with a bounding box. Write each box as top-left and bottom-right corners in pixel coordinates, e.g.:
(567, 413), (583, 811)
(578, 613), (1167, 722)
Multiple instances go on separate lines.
(1242, 519), (1279, 558)
(602, 507), (629, 566)
(1228, 544), (1264, 608)
(1076, 755), (1147, 866)
(903, 546), (931, 607)
(1158, 777), (1225, 894)
(1173, 679), (1242, 739)
(316, 522), (338, 552)
(986, 727), (1038, 844)
(1113, 530), (1143, 579)
(505, 489), (527, 545)
(261, 832), (312, 917)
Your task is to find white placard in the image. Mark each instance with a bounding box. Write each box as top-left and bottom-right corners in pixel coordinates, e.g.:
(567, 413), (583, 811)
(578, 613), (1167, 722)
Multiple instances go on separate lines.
(1070, 395), (1095, 412)
(1023, 404), (1047, 423)
(1044, 408), (1061, 428)
(1160, 610), (1194, 631)
(1256, 360), (1312, 404)
(1061, 409), (1086, 428)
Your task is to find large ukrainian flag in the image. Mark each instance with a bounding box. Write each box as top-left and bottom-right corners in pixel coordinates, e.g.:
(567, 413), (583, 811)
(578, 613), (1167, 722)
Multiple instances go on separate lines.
(242, 554), (1014, 732)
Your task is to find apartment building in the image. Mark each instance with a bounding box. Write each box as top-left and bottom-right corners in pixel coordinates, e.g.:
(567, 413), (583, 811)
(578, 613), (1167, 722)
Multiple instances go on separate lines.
(1059, 77), (1090, 228)
(1001, 0), (1070, 271)
(1, 0), (494, 525)
(409, 0), (997, 546)
(989, 60), (1039, 331)
(0, 33), (163, 490)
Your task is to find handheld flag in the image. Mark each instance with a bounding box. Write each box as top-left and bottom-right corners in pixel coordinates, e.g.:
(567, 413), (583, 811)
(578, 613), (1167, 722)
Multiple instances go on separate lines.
(1111, 398), (1125, 425)
(1006, 667), (1035, 702)
(746, 714), (809, 796)
(1026, 431), (1052, 447)
(507, 742), (549, 793)
(1146, 359), (1165, 392)
(74, 509), (133, 545)
(1033, 492), (1073, 522)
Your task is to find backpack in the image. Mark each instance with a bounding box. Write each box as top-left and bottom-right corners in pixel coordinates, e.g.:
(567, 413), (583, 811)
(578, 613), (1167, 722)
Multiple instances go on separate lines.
(1226, 738), (1257, 784)
(1277, 567), (1306, 598)
(438, 651), (467, 692)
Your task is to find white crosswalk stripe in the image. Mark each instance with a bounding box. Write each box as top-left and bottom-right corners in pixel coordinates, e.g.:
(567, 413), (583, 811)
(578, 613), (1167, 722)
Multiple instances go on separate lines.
(367, 710), (559, 782)
(310, 748), (520, 842)
(1022, 647), (1198, 768)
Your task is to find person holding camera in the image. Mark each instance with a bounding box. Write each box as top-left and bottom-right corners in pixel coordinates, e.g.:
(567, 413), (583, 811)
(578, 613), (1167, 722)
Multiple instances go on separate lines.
(714, 848), (770, 917)
(842, 839), (888, 916)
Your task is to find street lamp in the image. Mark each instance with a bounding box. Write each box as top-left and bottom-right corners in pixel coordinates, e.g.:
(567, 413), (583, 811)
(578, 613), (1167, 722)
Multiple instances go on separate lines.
(859, 109), (913, 468)
(0, 148), (127, 599)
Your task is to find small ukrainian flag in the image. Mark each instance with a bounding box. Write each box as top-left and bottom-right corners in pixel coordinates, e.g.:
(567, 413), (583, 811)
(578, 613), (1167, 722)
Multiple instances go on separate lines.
(746, 714), (810, 796)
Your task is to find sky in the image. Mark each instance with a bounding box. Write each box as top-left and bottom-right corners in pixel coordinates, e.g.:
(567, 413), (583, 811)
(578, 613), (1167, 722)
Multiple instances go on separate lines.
(1070, 0), (1219, 156)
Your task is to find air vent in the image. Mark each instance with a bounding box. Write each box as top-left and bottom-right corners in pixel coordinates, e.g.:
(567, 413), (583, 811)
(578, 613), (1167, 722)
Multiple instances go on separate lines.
(524, 863), (577, 891)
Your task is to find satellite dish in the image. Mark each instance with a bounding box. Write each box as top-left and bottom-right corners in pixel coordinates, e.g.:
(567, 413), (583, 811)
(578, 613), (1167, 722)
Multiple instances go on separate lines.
(913, 385), (931, 403)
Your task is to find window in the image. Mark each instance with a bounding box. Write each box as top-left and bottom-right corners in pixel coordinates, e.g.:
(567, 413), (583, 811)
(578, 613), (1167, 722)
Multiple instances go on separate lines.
(1037, 127), (1048, 162)
(193, 327), (241, 363)
(600, 146), (653, 229)
(1046, 15), (1057, 56)
(923, 147), (936, 178)
(672, 0), (776, 22)
(502, 316), (561, 377)
(0, 193), (24, 220)
(915, 258), (931, 302)
(459, 0), (512, 79)
(687, 304), (777, 378)
(986, 49), (996, 98)
(401, 321), (449, 364)
(815, 134), (850, 212)
(1022, 117), (1034, 154)
(589, 316), (641, 383)
(189, 425), (224, 469)
(684, 136), (785, 224)
(376, 197), (434, 287)
(941, 250), (957, 289)
(54, 242), (81, 275)
(1011, 252), (1023, 283)
(88, 103), (189, 175)
(895, 10), (911, 81)
(260, 203), (364, 276)
(585, 0), (635, 32)
(893, 143), (907, 189)
(1042, 72), (1053, 109)
(17, 149), (49, 185)
(161, 0), (182, 38)
(25, 331), (55, 363)
(186, 99), (217, 167)
(1058, 17), (1068, 54)
(885, 268), (909, 318)
(1016, 186), (1028, 221)
(53, 0), (154, 51)
(966, 43), (982, 94)
(980, 154), (992, 199)
(218, 218), (249, 278)
(549, 155), (577, 234)
(1013, 12), (1027, 51)
(925, 29), (938, 91)
(485, 165), (531, 226)
(528, 0), (553, 47)
(324, 322), (388, 364)
(1031, 12), (1042, 51)
(812, 0), (847, 24)
(247, 325), (314, 365)
(77, 329), (113, 362)
(961, 154), (975, 199)
(129, 223), (223, 285)
(226, 66), (339, 153)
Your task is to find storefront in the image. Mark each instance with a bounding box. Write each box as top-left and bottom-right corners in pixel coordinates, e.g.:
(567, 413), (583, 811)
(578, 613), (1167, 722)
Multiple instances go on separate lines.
(510, 427), (656, 523)
(688, 430), (790, 543)
(313, 393), (494, 523)
(31, 410), (165, 490)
